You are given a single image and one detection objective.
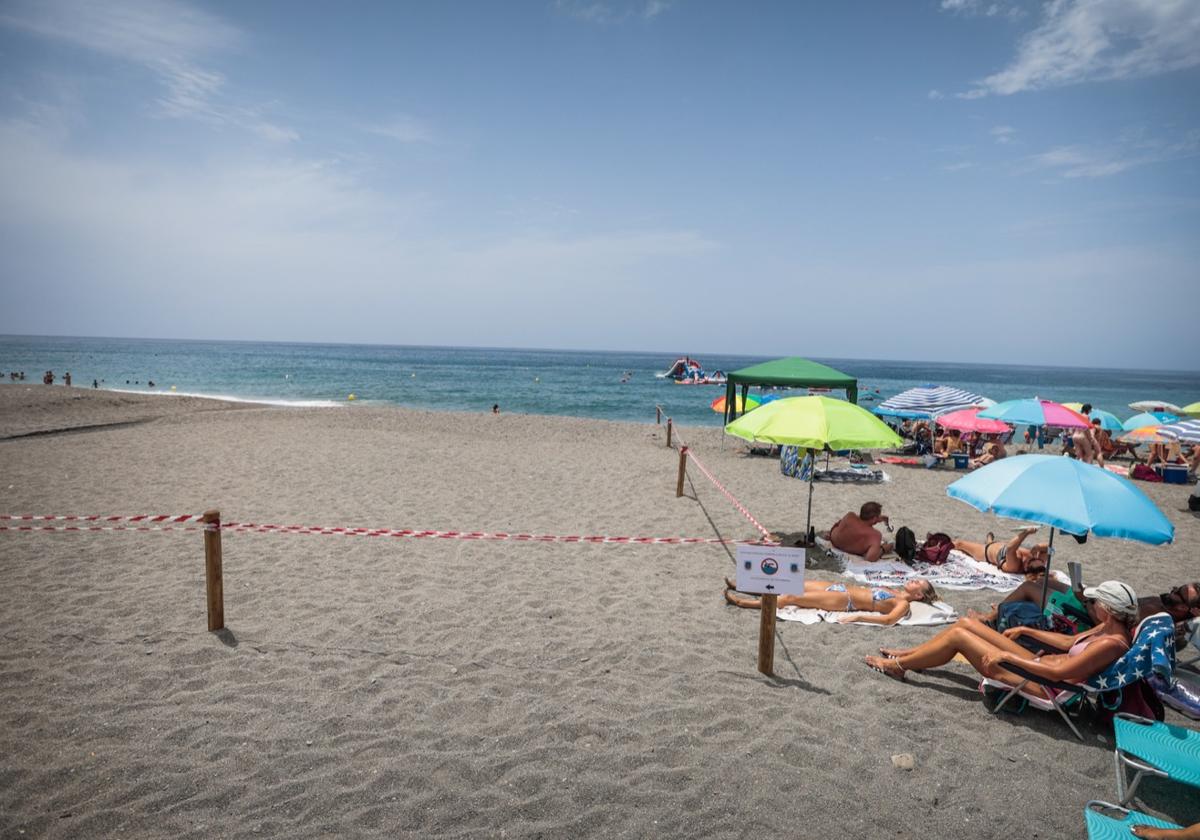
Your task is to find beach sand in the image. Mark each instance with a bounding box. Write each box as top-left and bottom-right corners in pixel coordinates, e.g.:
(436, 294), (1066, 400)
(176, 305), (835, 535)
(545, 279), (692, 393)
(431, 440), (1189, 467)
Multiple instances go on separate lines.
(2, 383), (1197, 839)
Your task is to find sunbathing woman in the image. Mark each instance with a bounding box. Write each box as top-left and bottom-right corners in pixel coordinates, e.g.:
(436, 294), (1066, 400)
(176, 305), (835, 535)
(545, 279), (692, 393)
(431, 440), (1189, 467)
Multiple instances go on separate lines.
(865, 580), (1137, 690)
(724, 577), (937, 625)
(953, 526), (1048, 575)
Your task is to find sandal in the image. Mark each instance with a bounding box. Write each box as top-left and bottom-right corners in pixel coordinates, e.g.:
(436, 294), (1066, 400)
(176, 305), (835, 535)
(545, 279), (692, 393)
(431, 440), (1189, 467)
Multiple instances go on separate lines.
(864, 655), (906, 681)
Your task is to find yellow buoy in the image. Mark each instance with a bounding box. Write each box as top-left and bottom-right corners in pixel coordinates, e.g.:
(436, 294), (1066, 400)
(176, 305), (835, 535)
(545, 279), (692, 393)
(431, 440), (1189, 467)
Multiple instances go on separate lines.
(347, 394), (356, 401)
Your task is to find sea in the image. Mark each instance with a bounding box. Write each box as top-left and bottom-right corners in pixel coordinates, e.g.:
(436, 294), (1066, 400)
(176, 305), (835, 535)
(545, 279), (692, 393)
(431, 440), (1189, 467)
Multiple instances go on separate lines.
(2, 335), (1197, 428)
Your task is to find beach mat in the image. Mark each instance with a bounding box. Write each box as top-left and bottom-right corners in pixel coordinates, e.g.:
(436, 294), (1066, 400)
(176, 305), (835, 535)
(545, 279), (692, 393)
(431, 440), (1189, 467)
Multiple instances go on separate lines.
(777, 600), (957, 626)
(815, 537), (1030, 592)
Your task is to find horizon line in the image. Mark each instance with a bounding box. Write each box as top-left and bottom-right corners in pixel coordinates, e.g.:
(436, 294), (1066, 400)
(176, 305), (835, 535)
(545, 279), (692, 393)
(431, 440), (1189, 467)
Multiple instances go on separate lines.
(1, 332), (1198, 377)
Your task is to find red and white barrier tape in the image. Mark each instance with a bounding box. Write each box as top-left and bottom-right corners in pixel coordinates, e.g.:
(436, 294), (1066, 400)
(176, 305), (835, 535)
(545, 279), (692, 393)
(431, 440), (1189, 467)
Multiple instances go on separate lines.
(680, 449), (775, 541)
(0, 515), (765, 546)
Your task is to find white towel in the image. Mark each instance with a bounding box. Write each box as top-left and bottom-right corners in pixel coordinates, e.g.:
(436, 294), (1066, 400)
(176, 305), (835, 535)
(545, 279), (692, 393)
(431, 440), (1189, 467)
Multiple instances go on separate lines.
(815, 537), (1047, 593)
(776, 600), (958, 626)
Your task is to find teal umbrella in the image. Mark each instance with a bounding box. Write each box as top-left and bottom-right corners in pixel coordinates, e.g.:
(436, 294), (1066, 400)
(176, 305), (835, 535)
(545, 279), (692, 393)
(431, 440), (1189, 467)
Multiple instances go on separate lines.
(1123, 411), (1178, 431)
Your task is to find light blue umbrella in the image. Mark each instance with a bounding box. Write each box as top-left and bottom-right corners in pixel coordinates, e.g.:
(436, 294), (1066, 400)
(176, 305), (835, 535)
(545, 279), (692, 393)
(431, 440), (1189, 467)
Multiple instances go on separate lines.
(1123, 411), (1179, 431)
(947, 455), (1174, 605)
(1087, 409), (1124, 432)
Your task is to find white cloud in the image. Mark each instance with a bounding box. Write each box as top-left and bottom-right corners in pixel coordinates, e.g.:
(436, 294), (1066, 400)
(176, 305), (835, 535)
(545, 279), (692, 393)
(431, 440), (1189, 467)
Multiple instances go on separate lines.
(0, 114), (716, 344)
(0, 0), (298, 142)
(964, 0), (1200, 97)
(943, 161), (975, 172)
(927, 89), (945, 100)
(1024, 129), (1200, 178)
(990, 124), (1017, 144)
(554, 0), (674, 24)
(364, 115), (434, 144)
(940, 0), (1024, 19)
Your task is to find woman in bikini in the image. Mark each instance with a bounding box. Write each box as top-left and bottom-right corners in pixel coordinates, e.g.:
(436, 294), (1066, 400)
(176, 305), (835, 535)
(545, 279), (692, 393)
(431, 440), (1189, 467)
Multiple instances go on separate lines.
(953, 525), (1047, 575)
(864, 580), (1136, 691)
(724, 577), (937, 625)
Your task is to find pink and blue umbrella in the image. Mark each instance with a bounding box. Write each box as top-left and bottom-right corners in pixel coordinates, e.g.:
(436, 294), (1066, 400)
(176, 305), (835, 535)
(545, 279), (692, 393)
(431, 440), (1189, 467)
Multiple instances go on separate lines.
(977, 398), (1090, 429)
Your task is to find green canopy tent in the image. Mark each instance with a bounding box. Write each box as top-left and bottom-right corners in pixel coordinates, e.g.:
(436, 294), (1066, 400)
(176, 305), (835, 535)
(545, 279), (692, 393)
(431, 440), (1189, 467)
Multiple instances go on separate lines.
(722, 357), (858, 425)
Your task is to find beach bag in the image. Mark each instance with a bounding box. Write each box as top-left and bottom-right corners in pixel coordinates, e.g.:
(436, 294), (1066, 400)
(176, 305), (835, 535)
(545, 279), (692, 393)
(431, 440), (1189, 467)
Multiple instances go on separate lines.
(997, 601), (1051, 633)
(1189, 483), (1200, 512)
(894, 527), (917, 564)
(1130, 464), (1162, 482)
(916, 532), (953, 565)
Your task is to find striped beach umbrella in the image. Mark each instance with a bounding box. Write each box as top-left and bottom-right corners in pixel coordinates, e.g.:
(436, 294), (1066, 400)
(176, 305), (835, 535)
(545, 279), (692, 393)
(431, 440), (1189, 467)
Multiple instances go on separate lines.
(1156, 419), (1200, 444)
(874, 384), (987, 419)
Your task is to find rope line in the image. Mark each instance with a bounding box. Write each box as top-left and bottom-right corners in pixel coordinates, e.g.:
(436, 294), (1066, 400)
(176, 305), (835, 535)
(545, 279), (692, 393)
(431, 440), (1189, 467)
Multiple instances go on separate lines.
(0, 515), (765, 546)
(680, 449), (775, 541)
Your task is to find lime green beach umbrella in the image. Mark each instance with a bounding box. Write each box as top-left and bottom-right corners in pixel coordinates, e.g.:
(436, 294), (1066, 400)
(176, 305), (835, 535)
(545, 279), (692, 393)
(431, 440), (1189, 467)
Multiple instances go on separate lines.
(725, 396), (903, 541)
(724, 395), (903, 450)
(1183, 402), (1200, 417)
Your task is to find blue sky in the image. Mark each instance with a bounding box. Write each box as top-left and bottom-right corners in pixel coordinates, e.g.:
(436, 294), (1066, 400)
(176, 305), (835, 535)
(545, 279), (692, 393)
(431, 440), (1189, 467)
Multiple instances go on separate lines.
(1, 0), (1197, 368)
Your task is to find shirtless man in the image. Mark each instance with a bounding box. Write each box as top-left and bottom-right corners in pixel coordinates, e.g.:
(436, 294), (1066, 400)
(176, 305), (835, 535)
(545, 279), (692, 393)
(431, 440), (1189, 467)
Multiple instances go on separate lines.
(953, 526), (1048, 575)
(969, 436), (1006, 470)
(830, 501), (891, 562)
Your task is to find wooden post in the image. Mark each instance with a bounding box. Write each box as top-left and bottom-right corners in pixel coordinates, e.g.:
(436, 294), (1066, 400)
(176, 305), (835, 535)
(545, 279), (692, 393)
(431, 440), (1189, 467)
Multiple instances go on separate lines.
(202, 509), (225, 632)
(666, 418), (673, 448)
(675, 446), (688, 497)
(757, 594), (778, 676)
(656, 405), (662, 424)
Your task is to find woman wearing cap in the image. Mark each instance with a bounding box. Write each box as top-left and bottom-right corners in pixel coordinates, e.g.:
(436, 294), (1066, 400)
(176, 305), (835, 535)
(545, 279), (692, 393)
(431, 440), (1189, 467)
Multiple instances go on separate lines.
(864, 580), (1138, 692)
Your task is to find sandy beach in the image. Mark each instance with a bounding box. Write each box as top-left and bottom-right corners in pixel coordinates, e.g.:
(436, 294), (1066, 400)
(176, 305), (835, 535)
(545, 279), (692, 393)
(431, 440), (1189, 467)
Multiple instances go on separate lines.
(2, 383), (1197, 839)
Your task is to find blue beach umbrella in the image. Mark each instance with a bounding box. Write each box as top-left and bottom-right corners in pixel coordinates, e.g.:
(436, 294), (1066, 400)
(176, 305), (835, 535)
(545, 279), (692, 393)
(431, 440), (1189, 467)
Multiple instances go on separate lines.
(1086, 409), (1124, 432)
(1123, 411), (1179, 431)
(947, 455), (1174, 606)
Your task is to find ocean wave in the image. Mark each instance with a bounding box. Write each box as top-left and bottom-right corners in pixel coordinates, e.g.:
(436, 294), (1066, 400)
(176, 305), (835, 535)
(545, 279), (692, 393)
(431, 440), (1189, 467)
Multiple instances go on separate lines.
(107, 388), (343, 409)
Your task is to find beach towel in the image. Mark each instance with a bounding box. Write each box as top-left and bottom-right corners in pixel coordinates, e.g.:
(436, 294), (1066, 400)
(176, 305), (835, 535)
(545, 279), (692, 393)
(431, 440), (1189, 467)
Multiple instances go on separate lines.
(815, 537), (1036, 593)
(813, 467), (890, 484)
(776, 600), (958, 626)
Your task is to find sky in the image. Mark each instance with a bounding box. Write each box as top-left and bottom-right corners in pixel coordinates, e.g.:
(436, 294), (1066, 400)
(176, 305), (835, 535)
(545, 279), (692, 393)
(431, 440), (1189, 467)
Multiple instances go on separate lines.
(0, 0), (1198, 369)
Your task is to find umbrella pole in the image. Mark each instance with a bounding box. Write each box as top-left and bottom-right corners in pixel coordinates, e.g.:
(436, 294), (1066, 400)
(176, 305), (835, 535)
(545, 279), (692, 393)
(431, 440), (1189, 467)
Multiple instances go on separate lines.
(1039, 527), (1055, 610)
(804, 448), (816, 546)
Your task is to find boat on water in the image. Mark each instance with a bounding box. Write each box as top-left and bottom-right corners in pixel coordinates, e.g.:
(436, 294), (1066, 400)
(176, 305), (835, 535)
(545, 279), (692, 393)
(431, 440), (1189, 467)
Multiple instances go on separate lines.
(657, 356), (727, 385)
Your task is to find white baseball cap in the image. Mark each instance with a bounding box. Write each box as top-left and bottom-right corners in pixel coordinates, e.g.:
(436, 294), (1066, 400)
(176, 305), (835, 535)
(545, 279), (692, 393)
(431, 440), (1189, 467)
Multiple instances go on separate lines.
(1082, 580), (1138, 618)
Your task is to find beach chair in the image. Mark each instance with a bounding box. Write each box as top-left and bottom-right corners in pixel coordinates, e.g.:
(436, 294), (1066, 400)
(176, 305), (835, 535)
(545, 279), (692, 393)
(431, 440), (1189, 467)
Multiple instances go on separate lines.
(1112, 714), (1200, 807)
(981, 613), (1177, 741)
(1084, 801), (1180, 839)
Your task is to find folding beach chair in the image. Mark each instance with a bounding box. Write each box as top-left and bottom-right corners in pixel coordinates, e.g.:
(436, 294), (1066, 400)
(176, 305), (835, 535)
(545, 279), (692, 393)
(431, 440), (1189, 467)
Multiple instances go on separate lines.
(1084, 801), (1180, 839)
(981, 613), (1177, 741)
(1112, 714), (1200, 807)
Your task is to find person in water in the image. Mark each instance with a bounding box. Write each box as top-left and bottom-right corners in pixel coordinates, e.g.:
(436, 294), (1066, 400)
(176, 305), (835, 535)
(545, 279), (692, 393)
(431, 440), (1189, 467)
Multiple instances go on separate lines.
(953, 526), (1048, 575)
(724, 577), (937, 625)
(864, 580), (1137, 691)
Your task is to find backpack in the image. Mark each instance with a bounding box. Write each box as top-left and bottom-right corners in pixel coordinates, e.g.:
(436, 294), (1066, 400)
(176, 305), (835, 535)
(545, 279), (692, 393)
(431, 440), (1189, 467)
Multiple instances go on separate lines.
(1130, 464), (1163, 482)
(894, 527), (917, 564)
(917, 532), (954, 565)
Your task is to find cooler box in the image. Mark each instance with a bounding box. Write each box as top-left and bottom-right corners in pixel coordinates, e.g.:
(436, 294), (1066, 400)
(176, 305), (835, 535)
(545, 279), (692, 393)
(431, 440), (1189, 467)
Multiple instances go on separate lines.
(952, 453), (970, 470)
(1162, 464), (1189, 485)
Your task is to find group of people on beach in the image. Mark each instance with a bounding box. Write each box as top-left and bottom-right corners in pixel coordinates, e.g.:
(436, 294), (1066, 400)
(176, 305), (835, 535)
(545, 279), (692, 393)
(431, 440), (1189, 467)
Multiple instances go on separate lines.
(725, 498), (1200, 711)
(903, 403), (1199, 474)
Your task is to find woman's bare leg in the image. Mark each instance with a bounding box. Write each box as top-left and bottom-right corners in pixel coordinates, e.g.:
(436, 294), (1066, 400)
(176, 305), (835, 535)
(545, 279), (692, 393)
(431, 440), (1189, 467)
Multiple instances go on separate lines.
(866, 622), (1039, 680)
(725, 590), (848, 611)
(954, 539), (987, 563)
